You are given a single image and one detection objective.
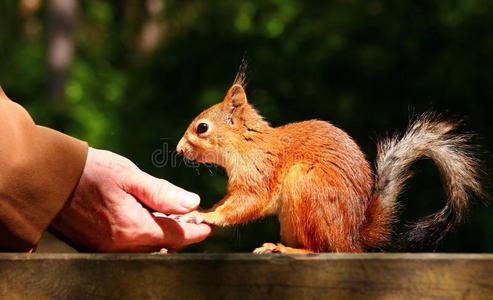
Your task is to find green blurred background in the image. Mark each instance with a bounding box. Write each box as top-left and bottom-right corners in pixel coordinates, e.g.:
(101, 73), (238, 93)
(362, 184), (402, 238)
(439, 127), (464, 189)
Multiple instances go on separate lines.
(0, 0), (491, 252)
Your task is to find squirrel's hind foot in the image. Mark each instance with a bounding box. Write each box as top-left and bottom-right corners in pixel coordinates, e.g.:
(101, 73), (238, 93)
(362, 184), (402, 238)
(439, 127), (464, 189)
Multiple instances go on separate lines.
(253, 243), (313, 254)
(253, 242), (278, 254)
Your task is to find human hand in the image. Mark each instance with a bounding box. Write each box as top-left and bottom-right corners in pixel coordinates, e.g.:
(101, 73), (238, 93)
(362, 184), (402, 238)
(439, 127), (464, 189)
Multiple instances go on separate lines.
(50, 147), (212, 252)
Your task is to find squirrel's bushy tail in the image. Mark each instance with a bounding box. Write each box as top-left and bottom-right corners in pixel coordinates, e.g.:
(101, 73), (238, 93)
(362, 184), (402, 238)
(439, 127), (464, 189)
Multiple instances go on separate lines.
(375, 113), (484, 250)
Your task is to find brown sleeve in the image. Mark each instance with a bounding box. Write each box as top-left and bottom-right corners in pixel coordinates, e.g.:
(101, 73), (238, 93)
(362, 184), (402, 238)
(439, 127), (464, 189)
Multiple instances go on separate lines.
(0, 87), (88, 251)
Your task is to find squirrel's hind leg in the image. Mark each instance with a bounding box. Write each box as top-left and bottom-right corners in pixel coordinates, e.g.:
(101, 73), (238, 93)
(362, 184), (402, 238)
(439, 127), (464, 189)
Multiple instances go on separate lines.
(253, 243), (313, 254)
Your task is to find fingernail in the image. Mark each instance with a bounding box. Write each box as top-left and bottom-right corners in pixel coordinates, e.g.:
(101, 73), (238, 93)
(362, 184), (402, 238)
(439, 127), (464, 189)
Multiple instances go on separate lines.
(180, 193), (200, 209)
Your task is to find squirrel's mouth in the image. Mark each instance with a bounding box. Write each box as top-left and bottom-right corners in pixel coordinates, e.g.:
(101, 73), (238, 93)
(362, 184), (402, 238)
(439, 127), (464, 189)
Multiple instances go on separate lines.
(176, 139), (195, 159)
(177, 146), (203, 163)
(177, 148), (196, 160)
(180, 149), (221, 165)
(176, 139), (220, 164)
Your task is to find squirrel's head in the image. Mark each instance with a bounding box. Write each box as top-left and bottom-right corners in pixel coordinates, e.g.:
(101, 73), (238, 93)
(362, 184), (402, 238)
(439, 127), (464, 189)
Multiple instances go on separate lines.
(177, 82), (270, 166)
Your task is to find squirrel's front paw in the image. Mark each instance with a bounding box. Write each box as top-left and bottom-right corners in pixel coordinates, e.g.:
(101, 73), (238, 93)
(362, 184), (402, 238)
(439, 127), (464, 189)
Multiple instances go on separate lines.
(171, 211), (205, 224)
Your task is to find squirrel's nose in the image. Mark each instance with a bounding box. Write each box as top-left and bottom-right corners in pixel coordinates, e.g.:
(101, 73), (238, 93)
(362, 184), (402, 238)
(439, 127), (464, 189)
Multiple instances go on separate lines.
(176, 138), (186, 155)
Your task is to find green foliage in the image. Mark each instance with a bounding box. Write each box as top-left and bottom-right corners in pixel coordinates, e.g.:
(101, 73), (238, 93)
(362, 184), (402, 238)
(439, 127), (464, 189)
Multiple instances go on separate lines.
(0, 0), (491, 252)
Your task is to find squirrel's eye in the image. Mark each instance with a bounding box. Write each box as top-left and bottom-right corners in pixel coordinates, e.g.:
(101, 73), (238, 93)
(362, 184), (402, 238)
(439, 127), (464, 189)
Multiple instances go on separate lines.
(196, 122), (209, 134)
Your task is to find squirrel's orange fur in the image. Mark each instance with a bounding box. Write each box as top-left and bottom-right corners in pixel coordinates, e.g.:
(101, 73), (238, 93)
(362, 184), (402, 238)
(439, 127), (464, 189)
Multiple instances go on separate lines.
(176, 72), (483, 253)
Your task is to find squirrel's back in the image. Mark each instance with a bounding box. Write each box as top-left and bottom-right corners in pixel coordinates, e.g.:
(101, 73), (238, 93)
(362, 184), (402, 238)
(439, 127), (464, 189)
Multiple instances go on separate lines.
(275, 120), (371, 175)
(275, 120), (373, 201)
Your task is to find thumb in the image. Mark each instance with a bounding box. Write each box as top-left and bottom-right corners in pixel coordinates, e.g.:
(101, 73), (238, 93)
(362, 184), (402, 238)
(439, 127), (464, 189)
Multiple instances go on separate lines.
(124, 169), (200, 214)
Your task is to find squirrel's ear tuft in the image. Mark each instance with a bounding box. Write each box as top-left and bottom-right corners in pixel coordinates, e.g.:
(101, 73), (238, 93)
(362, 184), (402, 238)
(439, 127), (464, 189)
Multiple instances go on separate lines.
(232, 57), (248, 88)
(224, 84), (248, 109)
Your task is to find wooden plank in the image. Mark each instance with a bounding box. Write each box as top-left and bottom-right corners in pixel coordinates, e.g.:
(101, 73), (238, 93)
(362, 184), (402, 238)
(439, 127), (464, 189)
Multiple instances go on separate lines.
(0, 253), (492, 300)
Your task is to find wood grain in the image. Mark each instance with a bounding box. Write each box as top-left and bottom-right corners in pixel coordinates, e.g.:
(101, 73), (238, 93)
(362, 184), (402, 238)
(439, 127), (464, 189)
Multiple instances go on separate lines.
(0, 253), (492, 300)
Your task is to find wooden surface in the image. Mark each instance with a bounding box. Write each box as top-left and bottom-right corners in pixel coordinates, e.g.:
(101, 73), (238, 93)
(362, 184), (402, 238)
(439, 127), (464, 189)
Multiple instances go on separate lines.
(0, 253), (492, 300)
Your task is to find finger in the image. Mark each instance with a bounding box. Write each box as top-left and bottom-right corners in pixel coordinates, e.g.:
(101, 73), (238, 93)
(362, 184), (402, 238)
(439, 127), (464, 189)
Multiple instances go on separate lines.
(123, 169), (200, 214)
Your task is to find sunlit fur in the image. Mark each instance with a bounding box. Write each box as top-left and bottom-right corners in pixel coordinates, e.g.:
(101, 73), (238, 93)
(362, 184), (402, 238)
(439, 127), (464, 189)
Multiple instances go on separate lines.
(177, 79), (483, 252)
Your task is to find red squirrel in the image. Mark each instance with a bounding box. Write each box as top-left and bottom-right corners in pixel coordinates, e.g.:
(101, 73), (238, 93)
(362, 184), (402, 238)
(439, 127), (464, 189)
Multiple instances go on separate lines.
(175, 67), (483, 253)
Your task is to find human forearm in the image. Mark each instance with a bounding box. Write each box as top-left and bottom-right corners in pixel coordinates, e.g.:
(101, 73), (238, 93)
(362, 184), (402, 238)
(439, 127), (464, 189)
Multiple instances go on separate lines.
(0, 88), (87, 251)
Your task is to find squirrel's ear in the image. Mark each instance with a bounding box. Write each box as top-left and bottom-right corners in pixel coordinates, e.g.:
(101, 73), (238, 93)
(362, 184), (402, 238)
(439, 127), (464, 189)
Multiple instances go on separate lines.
(224, 84), (248, 109)
(223, 84), (247, 125)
